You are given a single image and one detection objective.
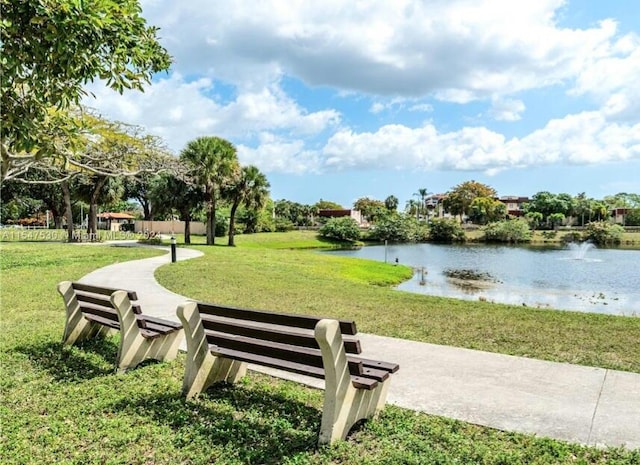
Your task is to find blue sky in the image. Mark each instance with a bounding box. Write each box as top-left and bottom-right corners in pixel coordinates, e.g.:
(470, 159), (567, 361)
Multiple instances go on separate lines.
(85, 0), (640, 208)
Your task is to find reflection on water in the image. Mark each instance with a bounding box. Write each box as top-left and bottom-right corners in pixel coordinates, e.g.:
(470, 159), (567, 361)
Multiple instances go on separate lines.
(330, 243), (640, 316)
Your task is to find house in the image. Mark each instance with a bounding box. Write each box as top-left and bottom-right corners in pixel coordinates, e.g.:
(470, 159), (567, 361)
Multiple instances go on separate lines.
(97, 212), (136, 231)
(610, 207), (632, 225)
(424, 194), (448, 219)
(498, 196), (529, 217)
(317, 209), (365, 226)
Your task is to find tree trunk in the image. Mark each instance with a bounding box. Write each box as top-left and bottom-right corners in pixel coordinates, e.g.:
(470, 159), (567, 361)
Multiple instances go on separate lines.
(228, 200), (240, 246)
(204, 186), (214, 245)
(141, 198), (152, 220)
(87, 177), (107, 241)
(61, 181), (75, 243)
(211, 191), (217, 245)
(183, 214), (191, 245)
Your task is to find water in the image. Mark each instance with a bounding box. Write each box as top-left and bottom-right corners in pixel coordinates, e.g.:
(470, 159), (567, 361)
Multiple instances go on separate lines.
(330, 243), (640, 316)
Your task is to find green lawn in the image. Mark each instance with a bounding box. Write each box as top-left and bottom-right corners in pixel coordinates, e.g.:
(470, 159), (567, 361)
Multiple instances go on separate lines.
(1, 240), (638, 464)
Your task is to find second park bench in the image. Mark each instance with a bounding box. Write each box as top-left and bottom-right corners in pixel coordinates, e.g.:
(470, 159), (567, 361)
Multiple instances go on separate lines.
(176, 301), (399, 445)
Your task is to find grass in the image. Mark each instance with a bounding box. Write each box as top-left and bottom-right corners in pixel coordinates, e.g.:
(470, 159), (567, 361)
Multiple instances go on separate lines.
(156, 231), (640, 373)
(1, 242), (638, 463)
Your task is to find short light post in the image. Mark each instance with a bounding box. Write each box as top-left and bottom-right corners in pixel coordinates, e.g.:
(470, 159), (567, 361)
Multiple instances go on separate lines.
(171, 236), (177, 263)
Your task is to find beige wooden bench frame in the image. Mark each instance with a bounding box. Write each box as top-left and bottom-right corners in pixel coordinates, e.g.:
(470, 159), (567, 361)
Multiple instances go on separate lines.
(58, 281), (183, 372)
(176, 301), (398, 445)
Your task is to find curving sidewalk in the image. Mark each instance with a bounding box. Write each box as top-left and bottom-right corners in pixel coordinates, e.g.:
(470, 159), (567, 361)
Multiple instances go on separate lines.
(80, 243), (640, 450)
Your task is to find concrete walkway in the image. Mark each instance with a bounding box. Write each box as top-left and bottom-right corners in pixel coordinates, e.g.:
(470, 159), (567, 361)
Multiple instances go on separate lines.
(80, 244), (640, 450)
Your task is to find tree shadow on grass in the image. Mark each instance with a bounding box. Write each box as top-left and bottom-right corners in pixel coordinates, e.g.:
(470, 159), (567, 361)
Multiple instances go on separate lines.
(13, 338), (119, 382)
(112, 382), (322, 463)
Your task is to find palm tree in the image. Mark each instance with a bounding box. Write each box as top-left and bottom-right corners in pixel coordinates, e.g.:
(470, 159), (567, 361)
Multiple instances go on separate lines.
(226, 165), (270, 246)
(181, 137), (239, 245)
(415, 187), (429, 221)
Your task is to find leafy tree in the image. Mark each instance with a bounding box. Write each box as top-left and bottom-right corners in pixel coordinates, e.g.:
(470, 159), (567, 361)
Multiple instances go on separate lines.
(75, 175), (124, 238)
(548, 212), (565, 229)
(405, 199), (419, 219)
(353, 197), (386, 222)
(625, 208), (640, 226)
(1, 0), (171, 181)
(483, 219), (532, 243)
(238, 206), (274, 233)
(315, 199), (343, 210)
(523, 191), (575, 227)
(149, 173), (203, 244)
(274, 199), (315, 226)
(443, 181), (496, 221)
(427, 218), (465, 242)
(124, 174), (157, 220)
(319, 217), (361, 242)
(226, 165), (270, 246)
(181, 137), (240, 245)
(583, 221), (624, 246)
(603, 192), (640, 208)
(384, 195), (399, 211)
(469, 196), (506, 225)
(525, 211), (544, 231)
(369, 213), (421, 242)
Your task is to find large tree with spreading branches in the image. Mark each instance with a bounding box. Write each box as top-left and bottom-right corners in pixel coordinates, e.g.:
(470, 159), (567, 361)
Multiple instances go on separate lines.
(1, 0), (171, 181)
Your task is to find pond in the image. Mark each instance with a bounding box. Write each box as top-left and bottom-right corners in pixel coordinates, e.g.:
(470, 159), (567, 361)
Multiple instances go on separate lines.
(330, 243), (640, 316)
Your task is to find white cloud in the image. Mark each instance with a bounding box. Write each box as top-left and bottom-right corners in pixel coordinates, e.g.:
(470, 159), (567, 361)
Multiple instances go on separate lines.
(570, 37), (640, 122)
(241, 112), (639, 175)
(489, 98), (526, 121)
(140, 0), (624, 101)
(83, 74), (340, 153)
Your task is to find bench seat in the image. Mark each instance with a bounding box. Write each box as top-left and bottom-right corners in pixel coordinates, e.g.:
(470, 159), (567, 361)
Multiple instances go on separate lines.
(58, 281), (183, 371)
(176, 301), (399, 445)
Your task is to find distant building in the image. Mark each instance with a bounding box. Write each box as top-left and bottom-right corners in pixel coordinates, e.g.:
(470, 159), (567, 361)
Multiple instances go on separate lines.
(424, 194), (448, 219)
(317, 209), (365, 226)
(610, 207), (632, 225)
(97, 212), (136, 231)
(498, 196), (529, 217)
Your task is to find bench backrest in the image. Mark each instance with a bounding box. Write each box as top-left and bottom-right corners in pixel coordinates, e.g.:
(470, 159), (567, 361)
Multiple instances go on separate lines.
(71, 282), (146, 328)
(195, 302), (364, 376)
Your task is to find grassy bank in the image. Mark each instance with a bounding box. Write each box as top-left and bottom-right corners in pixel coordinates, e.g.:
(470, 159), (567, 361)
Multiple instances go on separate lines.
(156, 231), (640, 373)
(1, 242), (638, 463)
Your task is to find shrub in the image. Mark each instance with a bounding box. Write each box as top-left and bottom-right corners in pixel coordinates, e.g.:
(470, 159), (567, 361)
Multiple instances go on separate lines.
(483, 219), (532, 243)
(275, 218), (296, 232)
(369, 213), (420, 242)
(318, 217), (361, 242)
(583, 221), (624, 246)
(428, 218), (465, 242)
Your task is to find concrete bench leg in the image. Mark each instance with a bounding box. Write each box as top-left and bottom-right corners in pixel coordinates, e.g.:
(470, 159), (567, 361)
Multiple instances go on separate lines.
(315, 319), (391, 445)
(177, 302), (247, 398)
(111, 291), (183, 372)
(58, 281), (116, 345)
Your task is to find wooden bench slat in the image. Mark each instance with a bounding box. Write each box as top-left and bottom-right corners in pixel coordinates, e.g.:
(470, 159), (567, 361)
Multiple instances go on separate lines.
(209, 345), (379, 390)
(205, 330), (365, 375)
(349, 357), (400, 374)
(85, 313), (121, 330)
(141, 319), (182, 336)
(140, 314), (183, 330)
(72, 282), (138, 301)
(201, 315), (361, 354)
(80, 303), (119, 322)
(198, 303), (357, 335)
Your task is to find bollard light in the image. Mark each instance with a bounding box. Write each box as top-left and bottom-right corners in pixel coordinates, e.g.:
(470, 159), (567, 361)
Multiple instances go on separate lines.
(171, 235), (177, 263)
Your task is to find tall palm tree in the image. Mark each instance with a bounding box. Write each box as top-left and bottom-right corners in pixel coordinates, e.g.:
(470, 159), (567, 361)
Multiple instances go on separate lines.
(181, 136), (239, 245)
(415, 187), (429, 221)
(226, 165), (270, 246)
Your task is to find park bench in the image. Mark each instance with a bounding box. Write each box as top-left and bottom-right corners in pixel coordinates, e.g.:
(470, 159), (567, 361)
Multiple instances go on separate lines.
(176, 301), (399, 445)
(57, 281), (183, 371)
